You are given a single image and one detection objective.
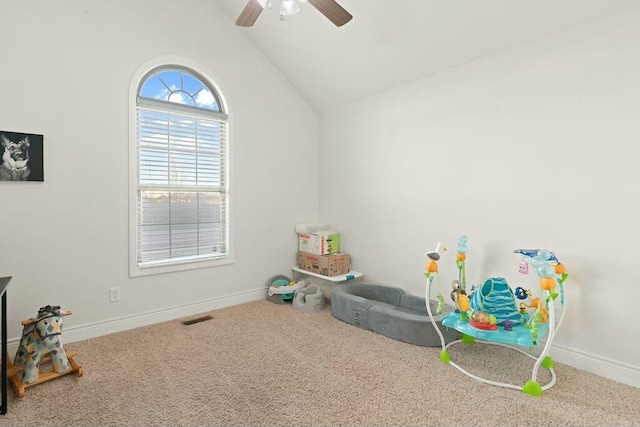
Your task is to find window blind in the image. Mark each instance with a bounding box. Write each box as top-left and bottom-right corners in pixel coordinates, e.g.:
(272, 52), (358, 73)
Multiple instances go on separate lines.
(136, 106), (227, 267)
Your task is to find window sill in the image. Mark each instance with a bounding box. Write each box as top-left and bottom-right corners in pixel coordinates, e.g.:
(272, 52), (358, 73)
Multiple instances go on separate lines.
(130, 257), (234, 278)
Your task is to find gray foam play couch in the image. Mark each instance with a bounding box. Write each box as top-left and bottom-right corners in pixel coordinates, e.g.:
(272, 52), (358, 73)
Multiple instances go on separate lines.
(331, 283), (460, 346)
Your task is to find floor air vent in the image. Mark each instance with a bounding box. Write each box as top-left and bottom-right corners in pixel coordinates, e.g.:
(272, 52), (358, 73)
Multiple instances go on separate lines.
(181, 315), (213, 325)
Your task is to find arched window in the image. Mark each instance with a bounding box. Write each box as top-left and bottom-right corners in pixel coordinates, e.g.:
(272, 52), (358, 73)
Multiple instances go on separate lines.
(130, 64), (230, 275)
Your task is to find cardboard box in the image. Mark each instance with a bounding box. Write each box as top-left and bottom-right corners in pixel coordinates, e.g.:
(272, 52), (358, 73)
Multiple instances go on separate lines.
(298, 231), (340, 255)
(297, 252), (351, 277)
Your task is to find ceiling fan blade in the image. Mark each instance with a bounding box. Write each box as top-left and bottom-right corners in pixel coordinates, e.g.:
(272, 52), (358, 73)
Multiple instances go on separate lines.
(307, 0), (353, 27)
(235, 0), (265, 27)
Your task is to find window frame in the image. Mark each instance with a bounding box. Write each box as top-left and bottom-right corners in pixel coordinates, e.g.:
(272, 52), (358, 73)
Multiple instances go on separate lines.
(129, 57), (233, 277)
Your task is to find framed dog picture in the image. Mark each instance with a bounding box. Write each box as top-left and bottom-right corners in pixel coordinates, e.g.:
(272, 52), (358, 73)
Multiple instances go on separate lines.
(0, 130), (43, 181)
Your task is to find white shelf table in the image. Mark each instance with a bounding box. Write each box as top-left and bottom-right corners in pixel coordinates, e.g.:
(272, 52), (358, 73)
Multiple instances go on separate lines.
(291, 267), (363, 282)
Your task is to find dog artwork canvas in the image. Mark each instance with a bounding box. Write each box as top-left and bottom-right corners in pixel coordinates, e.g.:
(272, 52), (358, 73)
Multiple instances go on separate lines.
(0, 131), (43, 181)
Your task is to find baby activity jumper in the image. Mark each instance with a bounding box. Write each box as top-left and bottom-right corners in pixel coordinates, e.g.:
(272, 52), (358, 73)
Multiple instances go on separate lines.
(424, 236), (569, 396)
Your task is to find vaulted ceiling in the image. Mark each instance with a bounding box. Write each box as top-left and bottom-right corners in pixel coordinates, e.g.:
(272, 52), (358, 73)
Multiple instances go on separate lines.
(215, 0), (640, 112)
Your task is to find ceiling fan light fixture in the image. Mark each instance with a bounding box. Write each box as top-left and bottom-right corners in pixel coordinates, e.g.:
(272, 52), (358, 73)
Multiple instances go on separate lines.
(236, 0), (351, 27)
(280, 0), (300, 16)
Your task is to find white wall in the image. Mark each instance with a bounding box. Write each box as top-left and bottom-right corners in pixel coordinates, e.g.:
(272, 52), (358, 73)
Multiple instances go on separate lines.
(0, 1), (318, 340)
(320, 6), (640, 386)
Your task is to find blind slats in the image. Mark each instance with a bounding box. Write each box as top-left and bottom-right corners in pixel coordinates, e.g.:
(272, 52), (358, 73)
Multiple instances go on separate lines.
(136, 105), (228, 267)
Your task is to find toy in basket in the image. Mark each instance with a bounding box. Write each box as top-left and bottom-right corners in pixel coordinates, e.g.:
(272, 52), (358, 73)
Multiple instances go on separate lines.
(7, 305), (83, 398)
(266, 275), (306, 304)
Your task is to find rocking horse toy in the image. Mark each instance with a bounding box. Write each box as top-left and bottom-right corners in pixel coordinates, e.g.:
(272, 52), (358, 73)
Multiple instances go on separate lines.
(7, 305), (83, 398)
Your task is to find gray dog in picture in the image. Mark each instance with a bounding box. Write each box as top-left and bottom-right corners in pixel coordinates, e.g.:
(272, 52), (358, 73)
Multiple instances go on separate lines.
(0, 133), (31, 180)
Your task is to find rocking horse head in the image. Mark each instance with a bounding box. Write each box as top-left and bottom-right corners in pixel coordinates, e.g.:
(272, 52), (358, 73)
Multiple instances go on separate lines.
(32, 305), (65, 343)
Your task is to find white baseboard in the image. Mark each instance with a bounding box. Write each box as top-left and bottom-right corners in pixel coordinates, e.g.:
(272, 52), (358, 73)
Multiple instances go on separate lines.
(552, 343), (640, 388)
(7, 287), (267, 357)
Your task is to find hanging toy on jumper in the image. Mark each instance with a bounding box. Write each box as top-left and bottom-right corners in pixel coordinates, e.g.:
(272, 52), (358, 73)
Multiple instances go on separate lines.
(425, 242), (445, 315)
(450, 280), (465, 312)
(455, 235), (469, 292)
(519, 258), (529, 274)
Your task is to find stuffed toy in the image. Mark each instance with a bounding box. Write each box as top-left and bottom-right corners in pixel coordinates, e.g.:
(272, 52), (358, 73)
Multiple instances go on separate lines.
(14, 305), (70, 383)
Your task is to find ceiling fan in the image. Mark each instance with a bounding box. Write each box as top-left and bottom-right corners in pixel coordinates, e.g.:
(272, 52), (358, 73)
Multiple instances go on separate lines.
(235, 0), (352, 27)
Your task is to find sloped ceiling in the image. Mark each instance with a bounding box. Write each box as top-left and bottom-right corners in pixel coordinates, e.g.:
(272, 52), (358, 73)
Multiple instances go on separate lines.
(215, 0), (640, 112)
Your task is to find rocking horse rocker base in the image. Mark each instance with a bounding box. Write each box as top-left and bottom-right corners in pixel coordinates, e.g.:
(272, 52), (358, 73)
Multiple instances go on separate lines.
(6, 350), (83, 398)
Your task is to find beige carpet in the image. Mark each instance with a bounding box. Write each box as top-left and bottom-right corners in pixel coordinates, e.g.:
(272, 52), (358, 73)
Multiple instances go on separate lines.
(1, 300), (638, 426)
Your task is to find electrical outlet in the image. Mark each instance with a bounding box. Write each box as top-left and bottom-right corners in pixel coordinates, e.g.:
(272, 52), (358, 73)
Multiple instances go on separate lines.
(109, 287), (121, 303)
